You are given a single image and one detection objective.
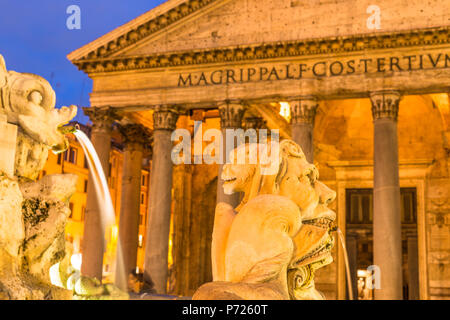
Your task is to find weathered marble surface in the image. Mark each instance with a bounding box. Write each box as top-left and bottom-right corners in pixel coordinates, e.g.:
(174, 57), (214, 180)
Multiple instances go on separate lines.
(0, 54), (130, 300)
(0, 114), (17, 178)
(193, 140), (336, 300)
(0, 54), (77, 299)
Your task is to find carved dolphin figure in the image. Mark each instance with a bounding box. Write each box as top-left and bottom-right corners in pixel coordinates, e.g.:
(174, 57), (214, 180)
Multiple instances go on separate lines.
(195, 140), (337, 300)
(0, 54), (76, 152)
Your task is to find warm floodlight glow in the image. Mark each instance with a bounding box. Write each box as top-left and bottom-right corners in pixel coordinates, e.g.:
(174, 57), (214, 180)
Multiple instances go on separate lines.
(168, 211), (174, 268)
(49, 262), (64, 288)
(279, 102), (291, 121)
(111, 225), (118, 242)
(357, 269), (369, 277)
(71, 253), (82, 271)
(430, 93), (450, 125)
(138, 234), (143, 247)
(168, 238), (173, 267)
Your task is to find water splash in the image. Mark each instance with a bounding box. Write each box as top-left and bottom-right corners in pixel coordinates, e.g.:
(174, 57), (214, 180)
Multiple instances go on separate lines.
(336, 227), (354, 300)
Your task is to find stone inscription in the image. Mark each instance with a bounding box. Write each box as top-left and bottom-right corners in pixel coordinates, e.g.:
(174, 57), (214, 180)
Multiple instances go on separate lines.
(178, 52), (450, 87)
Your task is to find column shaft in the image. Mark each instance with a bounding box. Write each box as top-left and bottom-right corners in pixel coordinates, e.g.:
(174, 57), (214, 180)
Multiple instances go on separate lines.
(115, 124), (149, 290)
(81, 107), (116, 281)
(143, 106), (179, 294)
(371, 91), (403, 300)
(290, 98), (318, 163)
(292, 123), (314, 162)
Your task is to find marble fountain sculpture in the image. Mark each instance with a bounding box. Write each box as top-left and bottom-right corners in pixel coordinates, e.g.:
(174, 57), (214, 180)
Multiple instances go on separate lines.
(193, 140), (337, 300)
(0, 54), (126, 300)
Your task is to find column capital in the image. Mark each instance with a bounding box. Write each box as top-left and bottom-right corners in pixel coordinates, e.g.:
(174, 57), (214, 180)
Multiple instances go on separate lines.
(289, 97), (318, 125)
(218, 102), (246, 128)
(244, 116), (267, 131)
(370, 91), (402, 121)
(83, 107), (120, 132)
(118, 123), (152, 147)
(153, 106), (180, 131)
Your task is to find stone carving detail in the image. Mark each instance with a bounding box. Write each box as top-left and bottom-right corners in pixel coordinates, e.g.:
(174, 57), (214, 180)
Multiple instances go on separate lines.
(290, 98), (318, 125)
(153, 105), (180, 131)
(370, 91), (402, 121)
(72, 27), (450, 73)
(0, 55), (77, 181)
(83, 107), (119, 132)
(0, 54), (78, 299)
(427, 198), (450, 267)
(118, 123), (152, 146)
(244, 116), (267, 131)
(218, 102), (246, 128)
(74, 0), (218, 62)
(193, 140), (336, 300)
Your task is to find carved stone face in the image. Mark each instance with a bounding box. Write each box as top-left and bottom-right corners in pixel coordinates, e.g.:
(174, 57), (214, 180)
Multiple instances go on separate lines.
(0, 55), (77, 179)
(277, 156), (336, 221)
(274, 145), (336, 270)
(0, 55), (77, 152)
(221, 141), (336, 218)
(221, 143), (258, 195)
(276, 146), (336, 272)
(220, 140), (337, 278)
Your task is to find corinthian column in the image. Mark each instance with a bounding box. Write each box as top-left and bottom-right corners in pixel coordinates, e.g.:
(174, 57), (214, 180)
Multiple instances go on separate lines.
(289, 97), (318, 163)
(115, 124), (151, 290)
(370, 91), (403, 300)
(143, 106), (179, 294)
(81, 107), (118, 281)
(217, 102), (246, 208)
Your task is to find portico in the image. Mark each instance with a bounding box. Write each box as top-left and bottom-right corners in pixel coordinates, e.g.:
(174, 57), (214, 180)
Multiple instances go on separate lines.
(68, 0), (450, 299)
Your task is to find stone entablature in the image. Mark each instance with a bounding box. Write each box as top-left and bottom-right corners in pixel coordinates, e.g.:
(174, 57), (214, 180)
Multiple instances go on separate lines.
(74, 27), (450, 74)
(85, 35), (450, 108)
(68, 0), (450, 64)
(68, 0), (450, 110)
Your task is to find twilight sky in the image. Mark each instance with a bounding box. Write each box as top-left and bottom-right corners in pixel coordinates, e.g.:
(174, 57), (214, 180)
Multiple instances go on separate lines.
(0, 0), (166, 123)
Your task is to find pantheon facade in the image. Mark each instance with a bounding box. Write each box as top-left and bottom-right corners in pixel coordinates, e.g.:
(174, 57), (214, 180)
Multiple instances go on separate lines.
(68, 0), (450, 299)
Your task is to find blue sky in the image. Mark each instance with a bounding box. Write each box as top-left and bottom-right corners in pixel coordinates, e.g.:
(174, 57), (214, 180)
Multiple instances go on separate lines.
(0, 0), (166, 123)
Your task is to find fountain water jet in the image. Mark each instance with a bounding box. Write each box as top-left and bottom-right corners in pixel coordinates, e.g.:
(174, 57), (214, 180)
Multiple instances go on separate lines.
(72, 128), (128, 293)
(336, 227), (354, 300)
(73, 128), (115, 227)
(0, 53), (129, 299)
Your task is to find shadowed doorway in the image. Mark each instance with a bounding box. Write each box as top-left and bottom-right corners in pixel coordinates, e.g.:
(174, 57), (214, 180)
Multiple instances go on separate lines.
(345, 188), (419, 300)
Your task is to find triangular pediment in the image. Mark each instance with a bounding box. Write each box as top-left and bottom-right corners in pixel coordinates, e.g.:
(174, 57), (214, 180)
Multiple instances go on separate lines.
(68, 0), (450, 64)
(67, 0), (221, 61)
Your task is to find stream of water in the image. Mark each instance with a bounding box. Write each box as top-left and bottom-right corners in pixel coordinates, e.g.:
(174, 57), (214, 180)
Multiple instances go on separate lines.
(73, 129), (115, 227)
(73, 129), (127, 287)
(336, 227), (354, 300)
